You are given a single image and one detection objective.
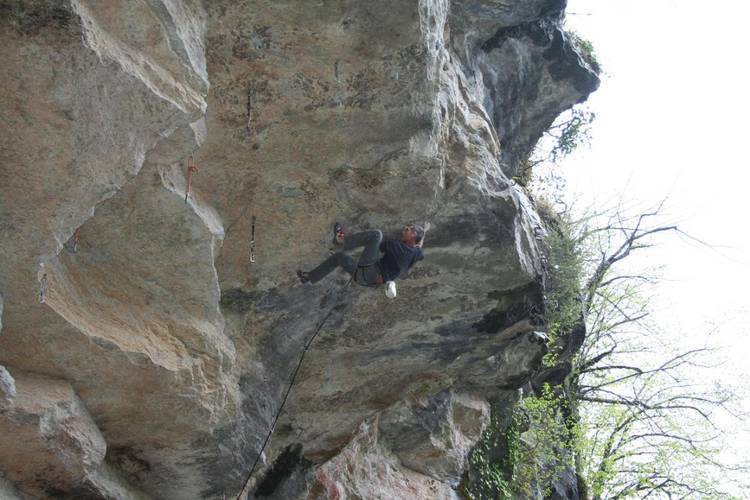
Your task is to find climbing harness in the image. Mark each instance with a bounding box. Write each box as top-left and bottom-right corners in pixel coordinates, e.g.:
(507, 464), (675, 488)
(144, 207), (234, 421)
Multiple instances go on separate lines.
(353, 263), (383, 289)
(39, 273), (48, 304)
(249, 216), (256, 264)
(234, 278), (353, 499)
(72, 227), (81, 252)
(184, 156), (199, 203)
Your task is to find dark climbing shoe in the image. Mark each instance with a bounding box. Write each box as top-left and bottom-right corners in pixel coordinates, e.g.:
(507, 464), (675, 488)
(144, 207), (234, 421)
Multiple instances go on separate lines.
(332, 222), (345, 246)
(296, 270), (310, 284)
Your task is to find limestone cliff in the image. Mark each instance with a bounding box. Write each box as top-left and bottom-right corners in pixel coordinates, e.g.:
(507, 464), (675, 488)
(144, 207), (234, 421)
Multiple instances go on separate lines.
(0, 1), (598, 498)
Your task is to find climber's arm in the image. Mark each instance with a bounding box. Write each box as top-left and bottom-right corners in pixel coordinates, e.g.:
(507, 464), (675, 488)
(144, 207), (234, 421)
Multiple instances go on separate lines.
(417, 222), (431, 248)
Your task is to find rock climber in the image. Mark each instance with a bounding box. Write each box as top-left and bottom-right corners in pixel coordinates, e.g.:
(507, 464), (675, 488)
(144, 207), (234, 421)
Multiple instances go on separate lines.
(296, 222), (430, 294)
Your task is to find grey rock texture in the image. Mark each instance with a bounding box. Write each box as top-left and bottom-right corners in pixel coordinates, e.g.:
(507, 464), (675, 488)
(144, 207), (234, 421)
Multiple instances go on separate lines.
(0, 0), (598, 498)
(252, 420), (461, 500)
(309, 420), (460, 500)
(0, 474), (23, 500)
(0, 370), (116, 497)
(379, 390), (490, 485)
(0, 365), (15, 408)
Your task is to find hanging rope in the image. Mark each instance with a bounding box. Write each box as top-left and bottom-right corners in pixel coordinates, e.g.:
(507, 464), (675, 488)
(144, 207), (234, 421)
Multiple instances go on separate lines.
(235, 278), (353, 500)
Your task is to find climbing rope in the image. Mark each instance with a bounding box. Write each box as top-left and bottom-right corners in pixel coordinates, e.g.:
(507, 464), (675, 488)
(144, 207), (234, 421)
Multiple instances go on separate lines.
(235, 278), (353, 499)
(185, 156), (199, 203)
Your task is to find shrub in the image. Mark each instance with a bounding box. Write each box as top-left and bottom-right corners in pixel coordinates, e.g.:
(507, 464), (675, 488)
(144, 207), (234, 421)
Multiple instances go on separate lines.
(567, 31), (601, 73)
(462, 387), (581, 499)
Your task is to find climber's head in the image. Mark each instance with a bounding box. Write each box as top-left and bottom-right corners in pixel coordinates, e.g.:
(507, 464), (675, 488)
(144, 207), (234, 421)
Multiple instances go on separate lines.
(402, 224), (425, 246)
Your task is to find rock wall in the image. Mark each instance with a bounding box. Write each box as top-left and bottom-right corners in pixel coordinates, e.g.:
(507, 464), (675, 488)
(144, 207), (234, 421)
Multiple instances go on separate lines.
(0, 0), (598, 498)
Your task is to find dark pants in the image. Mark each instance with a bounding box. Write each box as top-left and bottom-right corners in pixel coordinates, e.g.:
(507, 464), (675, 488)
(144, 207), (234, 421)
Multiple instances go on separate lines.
(308, 230), (382, 285)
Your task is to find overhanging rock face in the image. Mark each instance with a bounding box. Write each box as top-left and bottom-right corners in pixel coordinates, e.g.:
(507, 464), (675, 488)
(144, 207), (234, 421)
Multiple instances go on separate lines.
(0, 0), (598, 498)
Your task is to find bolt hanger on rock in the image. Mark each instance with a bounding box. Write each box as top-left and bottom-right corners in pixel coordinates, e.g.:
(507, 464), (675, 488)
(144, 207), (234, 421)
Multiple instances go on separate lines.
(184, 156), (199, 203)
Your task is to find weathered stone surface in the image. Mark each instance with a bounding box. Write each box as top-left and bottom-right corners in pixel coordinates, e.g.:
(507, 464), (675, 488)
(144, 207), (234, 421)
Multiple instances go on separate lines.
(449, 0), (563, 51)
(379, 390), (490, 485)
(0, 1), (229, 497)
(0, 370), (106, 497)
(255, 420), (460, 500)
(201, 1), (563, 489)
(0, 368), (151, 499)
(69, 462), (152, 500)
(0, 474), (23, 500)
(0, 365), (15, 408)
(479, 22), (599, 172)
(1, 0), (598, 498)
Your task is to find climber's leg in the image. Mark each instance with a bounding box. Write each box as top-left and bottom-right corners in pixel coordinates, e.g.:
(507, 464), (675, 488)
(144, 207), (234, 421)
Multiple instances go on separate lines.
(298, 229), (382, 285)
(305, 252), (357, 283)
(342, 230), (383, 267)
(353, 264), (381, 287)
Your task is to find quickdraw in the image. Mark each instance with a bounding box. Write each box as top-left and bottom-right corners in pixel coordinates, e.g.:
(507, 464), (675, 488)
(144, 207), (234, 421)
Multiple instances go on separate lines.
(72, 227), (81, 252)
(185, 156), (199, 203)
(249, 215), (256, 263)
(39, 273), (48, 304)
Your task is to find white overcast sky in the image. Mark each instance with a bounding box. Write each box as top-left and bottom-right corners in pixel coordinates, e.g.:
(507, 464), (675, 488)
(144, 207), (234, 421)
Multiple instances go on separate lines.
(562, 0), (750, 461)
(562, 0), (750, 353)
